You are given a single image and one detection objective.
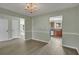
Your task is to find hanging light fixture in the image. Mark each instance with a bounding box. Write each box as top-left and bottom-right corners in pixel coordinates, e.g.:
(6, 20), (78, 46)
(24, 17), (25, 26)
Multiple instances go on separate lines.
(25, 3), (39, 13)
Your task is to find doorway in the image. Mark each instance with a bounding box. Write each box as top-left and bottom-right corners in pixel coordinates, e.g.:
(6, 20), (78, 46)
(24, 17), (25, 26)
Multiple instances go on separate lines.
(20, 18), (25, 39)
(49, 16), (62, 38)
(49, 16), (63, 51)
(12, 17), (25, 39)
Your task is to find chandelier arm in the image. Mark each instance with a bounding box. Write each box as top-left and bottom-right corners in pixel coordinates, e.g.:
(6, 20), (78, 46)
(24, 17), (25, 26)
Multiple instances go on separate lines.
(25, 3), (39, 13)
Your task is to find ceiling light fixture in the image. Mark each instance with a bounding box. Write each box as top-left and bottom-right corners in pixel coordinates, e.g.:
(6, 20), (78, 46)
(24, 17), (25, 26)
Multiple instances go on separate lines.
(25, 3), (39, 13)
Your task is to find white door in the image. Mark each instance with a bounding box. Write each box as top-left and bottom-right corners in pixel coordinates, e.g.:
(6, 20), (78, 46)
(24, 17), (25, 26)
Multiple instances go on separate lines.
(12, 17), (20, 38)
(0, 17), (8, 41)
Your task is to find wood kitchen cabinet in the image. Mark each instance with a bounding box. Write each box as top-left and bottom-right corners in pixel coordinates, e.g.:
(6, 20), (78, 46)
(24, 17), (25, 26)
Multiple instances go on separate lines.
(54, 29), (62, 38)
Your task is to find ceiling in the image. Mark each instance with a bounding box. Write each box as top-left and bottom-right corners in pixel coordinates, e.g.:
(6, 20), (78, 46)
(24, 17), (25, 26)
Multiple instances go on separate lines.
(0, 3), (79, 16)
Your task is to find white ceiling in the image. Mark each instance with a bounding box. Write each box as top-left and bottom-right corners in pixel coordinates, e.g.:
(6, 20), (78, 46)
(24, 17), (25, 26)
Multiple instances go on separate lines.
(0, 3), (79, 16)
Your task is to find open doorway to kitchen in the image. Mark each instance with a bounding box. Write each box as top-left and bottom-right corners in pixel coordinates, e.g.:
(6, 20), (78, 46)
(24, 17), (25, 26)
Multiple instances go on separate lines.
(49, 16), (62, 38)
(49, 16), (63, 48)
(49, 16), (79, 55)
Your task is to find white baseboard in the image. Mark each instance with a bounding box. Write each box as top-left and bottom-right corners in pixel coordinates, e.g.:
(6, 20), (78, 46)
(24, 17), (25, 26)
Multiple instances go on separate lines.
(0, 38), (15, 42)
(25, 38), (32, 40)
(32, 38), (48, 43)
(63, 45), (77, 49)
(63, 44), (79, 54)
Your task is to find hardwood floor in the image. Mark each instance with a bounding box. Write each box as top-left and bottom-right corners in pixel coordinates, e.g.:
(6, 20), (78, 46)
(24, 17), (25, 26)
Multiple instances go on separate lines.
(0, 38), (78, 55)
(0, 39), (47, 55)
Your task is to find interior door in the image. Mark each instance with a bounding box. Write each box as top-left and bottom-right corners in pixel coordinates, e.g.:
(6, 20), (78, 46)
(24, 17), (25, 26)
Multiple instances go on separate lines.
(0, 17), (8, 41)
(12, 17), (20, 38)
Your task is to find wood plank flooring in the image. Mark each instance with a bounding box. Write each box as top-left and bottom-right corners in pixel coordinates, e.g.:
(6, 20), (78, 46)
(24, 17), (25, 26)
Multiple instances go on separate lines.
(0, 38), (78, 55)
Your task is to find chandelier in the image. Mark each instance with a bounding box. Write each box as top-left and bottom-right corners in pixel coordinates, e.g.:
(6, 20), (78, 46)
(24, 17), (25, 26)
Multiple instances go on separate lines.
(25, 3), (39, 13)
